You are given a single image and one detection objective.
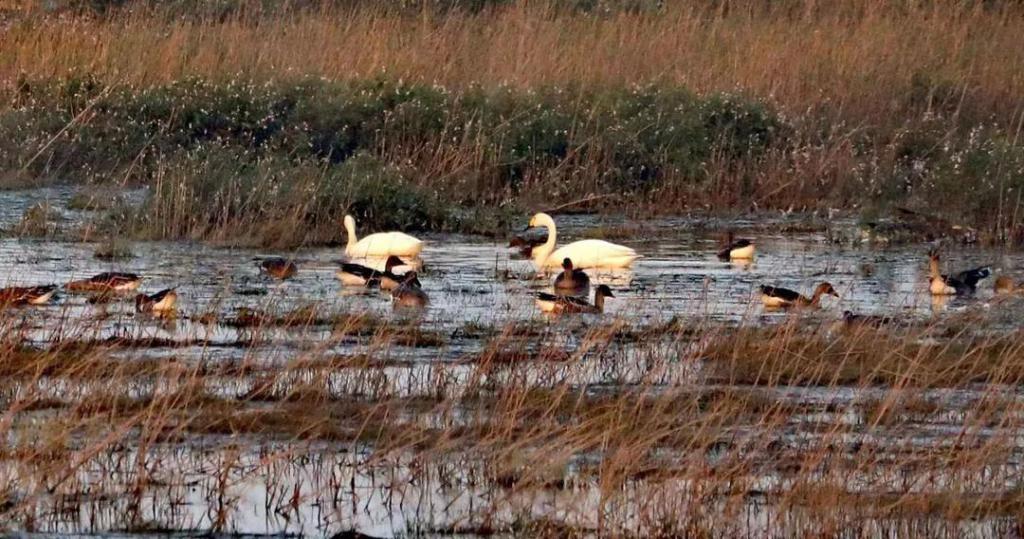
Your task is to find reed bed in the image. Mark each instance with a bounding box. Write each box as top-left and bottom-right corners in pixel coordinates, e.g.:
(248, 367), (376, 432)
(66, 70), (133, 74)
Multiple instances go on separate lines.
(1, 1), (1024, 243)
(1, 1), (1020, 129)
(2, 303), (1024, 535)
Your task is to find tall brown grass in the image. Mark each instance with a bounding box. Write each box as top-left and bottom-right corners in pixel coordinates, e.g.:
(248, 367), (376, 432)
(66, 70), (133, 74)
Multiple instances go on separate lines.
(2, 304), (1024, 534)
(3, 1), (1024, 241)
(1, 1), (1022, 129)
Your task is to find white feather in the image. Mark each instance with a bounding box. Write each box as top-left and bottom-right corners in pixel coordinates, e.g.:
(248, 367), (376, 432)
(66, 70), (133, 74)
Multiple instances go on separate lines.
(344, 215), (424, 258)
(529, 213), (639, 270)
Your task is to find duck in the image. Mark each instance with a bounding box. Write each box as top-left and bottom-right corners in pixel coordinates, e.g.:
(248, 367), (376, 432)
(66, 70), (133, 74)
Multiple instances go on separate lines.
(337, 255), (417, 291)
(717, 231), (755, 260)
(391, 272), (428, 308)
(536, 284), (615, 314)
(527, 213), (639, 270)
(508, 233), (547, 259)
(927, 249), (990, 295)
(66, 272), (142, 292)
(135, 288), (178, 314)
(259, 257), (297, 280)
(553, 257), (591, 296)
(344, 215), (423, 258)
(0, 285), (58, 306)
(760, 283), (839, 308)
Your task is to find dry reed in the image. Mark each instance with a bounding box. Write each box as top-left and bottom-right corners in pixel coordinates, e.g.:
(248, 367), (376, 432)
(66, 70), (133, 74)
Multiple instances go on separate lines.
(1, 1), (1021, 131)
(0, 305), (1023, 534)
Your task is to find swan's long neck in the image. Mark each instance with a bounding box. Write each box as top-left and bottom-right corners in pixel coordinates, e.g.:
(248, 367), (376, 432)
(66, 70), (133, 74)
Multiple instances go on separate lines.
(345, 221), (358, 251)
(534, 219), (557, 267)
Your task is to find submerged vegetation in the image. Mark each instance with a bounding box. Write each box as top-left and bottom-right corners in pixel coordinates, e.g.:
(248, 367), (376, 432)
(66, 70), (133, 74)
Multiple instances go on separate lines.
(0, 0), (1021, 243)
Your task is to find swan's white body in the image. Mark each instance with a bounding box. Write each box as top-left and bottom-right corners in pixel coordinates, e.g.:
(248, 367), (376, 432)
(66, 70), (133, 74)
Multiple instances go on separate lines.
(344, 215), (423, 258)
(528, 213), (638, 270)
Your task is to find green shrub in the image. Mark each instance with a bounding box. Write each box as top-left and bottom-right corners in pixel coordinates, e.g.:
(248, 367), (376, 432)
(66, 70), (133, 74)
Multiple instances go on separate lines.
(0, 76), (791, 241)
(4, 77), (787, 198)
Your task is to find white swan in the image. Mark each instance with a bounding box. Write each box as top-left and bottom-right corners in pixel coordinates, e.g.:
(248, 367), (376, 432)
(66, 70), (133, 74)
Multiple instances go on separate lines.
(528, 213), (639, 270)
(344, 215), (424, 258)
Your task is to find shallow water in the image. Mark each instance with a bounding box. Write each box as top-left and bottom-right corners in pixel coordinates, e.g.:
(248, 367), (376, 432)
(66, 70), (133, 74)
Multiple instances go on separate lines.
(2, 189), (1024, 536)
(0, 191), (1016, 357)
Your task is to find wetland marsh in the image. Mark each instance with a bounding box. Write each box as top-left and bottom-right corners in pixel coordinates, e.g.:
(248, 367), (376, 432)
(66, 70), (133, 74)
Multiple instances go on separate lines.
(2, 188), (1024, 536)
(2, 0), (1024, 536)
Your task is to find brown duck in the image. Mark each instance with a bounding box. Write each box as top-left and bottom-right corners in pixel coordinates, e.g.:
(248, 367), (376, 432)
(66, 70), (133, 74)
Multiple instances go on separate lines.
(0, 285), (58, 306)
(67, 272), (142, 292)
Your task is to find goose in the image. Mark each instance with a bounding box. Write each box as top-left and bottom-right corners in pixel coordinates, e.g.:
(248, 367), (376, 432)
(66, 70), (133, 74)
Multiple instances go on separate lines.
(337, 255), (417, 291)
(344, 215), (423, 258)
(927, 249), (990, 295)
(527, 213), (638, 270)
(760, 283), (838, 308)
(717, 231), (755, 260)
(553, 258), (591, 296)
(135, 288), (178, 313)
(0, 285), (58, 306)
(67, 272), (142, 292)
(391, 272), (428, 308)
(536, 284), (615, 314)
(259, 258), (297, 280)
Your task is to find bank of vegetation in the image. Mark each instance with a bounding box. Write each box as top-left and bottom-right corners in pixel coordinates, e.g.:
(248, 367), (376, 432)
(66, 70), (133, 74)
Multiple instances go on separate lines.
(0, 0), (1021, 244)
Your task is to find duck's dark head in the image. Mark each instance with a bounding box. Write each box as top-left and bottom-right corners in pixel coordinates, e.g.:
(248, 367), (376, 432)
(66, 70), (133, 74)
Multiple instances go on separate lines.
(562, 258), (574, 271)
(385, 255), (405, 271)
(595, 284), (615, 298)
